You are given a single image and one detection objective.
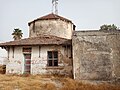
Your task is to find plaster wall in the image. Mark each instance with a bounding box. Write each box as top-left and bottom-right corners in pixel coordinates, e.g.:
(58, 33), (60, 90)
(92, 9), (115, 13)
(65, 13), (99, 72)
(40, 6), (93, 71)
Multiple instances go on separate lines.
(6, 47), (24, 74)
(6, 45), (72, 77)
(72, 31), (120, 80)
(29, 20), (73, 39)
(31, 45), (72, 77)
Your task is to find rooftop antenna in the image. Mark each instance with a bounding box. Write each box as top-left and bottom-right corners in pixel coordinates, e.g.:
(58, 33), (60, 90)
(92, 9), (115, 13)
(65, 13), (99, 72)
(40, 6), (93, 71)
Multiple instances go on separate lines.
(52, 0), (58, 15)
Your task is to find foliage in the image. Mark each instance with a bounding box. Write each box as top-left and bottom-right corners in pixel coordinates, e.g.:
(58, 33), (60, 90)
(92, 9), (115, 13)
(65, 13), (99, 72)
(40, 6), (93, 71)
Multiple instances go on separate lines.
(99, 24), (119, 31)
(12, 28), (23, 40)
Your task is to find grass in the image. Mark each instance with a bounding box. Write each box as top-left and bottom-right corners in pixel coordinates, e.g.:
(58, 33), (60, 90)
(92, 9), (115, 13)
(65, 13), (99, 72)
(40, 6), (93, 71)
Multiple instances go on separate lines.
(0, 74), (119, 90)
(60, 78), (120, 90)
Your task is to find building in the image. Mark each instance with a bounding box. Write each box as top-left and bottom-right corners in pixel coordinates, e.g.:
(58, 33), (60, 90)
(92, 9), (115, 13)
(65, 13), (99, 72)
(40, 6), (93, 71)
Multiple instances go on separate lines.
(72, 31), (120, 80)
(0, 13), (120, 80)
(0, 13), (75, 77)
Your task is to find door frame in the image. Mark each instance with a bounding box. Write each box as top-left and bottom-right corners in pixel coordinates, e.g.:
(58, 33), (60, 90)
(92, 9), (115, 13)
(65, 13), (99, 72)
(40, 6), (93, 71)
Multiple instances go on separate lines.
(24, 54), (31, 74)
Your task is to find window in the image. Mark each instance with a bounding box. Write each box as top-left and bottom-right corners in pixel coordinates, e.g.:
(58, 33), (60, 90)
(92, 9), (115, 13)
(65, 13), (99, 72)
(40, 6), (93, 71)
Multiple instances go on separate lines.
(47, 51), (58, 66)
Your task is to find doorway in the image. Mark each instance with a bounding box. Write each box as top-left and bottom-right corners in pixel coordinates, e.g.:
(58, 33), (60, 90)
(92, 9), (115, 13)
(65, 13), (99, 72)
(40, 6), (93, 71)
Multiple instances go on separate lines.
(24, 54), (31, 74)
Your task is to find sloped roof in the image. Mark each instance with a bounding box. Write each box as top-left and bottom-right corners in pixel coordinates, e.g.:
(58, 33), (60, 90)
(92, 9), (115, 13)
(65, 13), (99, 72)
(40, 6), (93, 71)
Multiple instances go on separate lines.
(28, 13), (72, 26)
(0, 35), (71, 47)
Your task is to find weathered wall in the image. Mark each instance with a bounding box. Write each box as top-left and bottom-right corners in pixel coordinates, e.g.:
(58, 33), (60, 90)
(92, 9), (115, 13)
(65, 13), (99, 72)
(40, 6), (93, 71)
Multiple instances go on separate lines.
(6, 45), (72, 77)
(31, 45), (73, 77)
(6, 47), (24, 74)
(29, 19), (73, 39)
(72, 31), (120, 80)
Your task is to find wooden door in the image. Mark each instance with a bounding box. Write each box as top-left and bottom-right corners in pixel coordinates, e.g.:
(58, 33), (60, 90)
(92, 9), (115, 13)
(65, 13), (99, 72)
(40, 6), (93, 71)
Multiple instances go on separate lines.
(24, 54), (31, 74)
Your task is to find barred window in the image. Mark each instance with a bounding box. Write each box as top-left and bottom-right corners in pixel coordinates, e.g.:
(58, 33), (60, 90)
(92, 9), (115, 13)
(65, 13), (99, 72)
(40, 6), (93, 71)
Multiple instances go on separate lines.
(47, 51), (58, 66)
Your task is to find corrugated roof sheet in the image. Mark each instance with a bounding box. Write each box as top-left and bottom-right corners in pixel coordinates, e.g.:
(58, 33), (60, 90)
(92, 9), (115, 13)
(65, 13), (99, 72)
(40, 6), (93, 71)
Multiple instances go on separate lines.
(0, 35), (71, 47)
(28, 13), (72, 26)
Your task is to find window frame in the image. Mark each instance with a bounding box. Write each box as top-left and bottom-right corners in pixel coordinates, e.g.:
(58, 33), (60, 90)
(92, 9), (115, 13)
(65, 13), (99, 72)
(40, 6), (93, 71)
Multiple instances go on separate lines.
(47, 51), (58, 67)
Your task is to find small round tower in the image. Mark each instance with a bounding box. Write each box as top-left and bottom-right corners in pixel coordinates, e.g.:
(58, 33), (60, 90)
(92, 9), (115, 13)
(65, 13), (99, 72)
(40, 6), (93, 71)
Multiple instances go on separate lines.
(28, 13), (75, 39)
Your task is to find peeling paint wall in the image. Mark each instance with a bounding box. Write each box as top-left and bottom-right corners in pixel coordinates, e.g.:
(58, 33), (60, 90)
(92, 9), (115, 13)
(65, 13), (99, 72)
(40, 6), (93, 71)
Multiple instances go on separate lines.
(72, 31), (120, 80)
(6, 47), (24, 74)
(29, 20), (73, 39)
(6, 45), (72, 77)
(31, 45), (72, 77)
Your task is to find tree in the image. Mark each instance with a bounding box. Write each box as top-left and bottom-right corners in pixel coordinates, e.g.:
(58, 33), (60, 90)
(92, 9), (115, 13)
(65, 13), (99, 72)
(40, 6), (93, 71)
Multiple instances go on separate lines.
(99, 24), (119, 31)
(12, 28), (23, 40)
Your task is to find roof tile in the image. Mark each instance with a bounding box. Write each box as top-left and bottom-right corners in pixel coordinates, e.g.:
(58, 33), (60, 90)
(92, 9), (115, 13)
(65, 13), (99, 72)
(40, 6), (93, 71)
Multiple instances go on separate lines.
(28, 13), (72, 26)
(0, 35), (71, 47)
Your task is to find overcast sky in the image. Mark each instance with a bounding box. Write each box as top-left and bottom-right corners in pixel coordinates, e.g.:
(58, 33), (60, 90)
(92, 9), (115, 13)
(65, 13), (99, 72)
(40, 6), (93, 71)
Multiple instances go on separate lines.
(0, 0), (120, 58)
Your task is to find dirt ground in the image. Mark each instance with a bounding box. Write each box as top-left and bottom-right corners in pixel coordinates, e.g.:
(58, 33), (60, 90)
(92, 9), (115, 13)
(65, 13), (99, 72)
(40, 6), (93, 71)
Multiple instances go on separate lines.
(0, 74), (120, 90)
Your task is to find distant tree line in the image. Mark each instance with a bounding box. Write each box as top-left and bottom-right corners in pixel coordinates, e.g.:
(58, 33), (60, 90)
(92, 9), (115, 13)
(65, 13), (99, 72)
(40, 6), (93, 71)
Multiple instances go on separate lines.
(99, 24), (119, 31)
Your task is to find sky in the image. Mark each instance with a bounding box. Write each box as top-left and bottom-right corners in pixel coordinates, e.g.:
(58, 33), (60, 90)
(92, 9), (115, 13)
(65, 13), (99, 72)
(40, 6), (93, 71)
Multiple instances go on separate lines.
(0, 0), (120, 59)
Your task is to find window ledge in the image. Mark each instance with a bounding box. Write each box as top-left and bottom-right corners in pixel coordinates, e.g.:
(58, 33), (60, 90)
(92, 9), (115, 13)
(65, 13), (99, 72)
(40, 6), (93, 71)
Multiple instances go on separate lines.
(43, 66), (64, 70)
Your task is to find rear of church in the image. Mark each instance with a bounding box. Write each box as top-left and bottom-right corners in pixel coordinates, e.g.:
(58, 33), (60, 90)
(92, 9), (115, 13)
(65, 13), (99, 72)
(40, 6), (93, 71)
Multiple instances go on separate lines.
(0, 8), (120, 81)
(0, 13), (75, 77)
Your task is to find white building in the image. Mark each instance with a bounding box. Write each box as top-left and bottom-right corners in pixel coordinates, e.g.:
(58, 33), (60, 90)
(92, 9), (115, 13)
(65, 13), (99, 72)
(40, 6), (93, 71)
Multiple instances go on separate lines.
(0, 13), (75, 77)
(1, 13), (120, 81)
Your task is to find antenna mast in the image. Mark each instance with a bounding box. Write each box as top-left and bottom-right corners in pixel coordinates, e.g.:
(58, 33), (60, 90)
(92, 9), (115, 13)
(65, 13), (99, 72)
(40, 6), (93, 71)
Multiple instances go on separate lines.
(52, 0), (58, 15)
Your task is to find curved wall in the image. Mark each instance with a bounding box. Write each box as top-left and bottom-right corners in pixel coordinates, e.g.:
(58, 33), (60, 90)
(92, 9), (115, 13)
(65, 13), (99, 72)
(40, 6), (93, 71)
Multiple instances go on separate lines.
(29, 19), (74, 39)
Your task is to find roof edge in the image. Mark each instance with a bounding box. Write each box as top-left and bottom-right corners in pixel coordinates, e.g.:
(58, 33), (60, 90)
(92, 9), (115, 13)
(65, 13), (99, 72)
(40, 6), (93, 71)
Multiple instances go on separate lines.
(28, 13), (73, 26)
(0, 35), (72, 47)
(73, 30), (120, 36)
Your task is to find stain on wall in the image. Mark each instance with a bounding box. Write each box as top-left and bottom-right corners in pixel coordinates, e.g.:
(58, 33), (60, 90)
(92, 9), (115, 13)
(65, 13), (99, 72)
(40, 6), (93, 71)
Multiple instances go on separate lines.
(6, 45), (73, 77)
(72, 31), (120, 80)
(31, 45), (73, 77)
(29, 20), (73, 39)
(6, 47), (23, 74)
